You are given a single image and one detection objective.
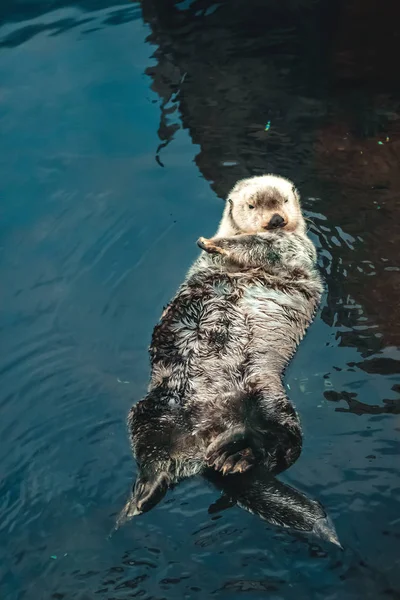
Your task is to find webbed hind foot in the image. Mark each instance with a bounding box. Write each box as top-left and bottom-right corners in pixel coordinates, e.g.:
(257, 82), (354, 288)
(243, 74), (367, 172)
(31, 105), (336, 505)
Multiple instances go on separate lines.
(207, 447), (255, 475)
(205, 428), (255, 475)
(117, 470), (170, 527)
(132, 472), (170, 514)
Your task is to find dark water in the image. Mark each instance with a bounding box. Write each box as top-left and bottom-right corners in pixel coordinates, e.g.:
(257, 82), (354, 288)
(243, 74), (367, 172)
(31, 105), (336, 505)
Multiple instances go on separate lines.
(1, 1), (399, 598)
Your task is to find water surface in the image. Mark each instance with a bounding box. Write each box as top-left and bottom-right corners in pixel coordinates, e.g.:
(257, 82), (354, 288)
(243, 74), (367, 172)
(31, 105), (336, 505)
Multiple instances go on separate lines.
(0, 1), (399, 599)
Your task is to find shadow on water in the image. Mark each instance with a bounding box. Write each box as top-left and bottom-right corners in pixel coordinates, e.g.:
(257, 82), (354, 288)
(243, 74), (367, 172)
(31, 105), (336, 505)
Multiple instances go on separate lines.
(0, 0), (399, 599)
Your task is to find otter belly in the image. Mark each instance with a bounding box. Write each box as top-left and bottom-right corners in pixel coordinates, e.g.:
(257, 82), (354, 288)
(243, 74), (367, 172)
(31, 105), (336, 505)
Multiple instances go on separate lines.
(240, 282), (314, 365)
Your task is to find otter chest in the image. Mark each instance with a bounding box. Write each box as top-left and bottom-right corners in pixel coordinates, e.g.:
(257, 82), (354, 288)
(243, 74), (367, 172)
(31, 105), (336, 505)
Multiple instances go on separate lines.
(240, 283), (299, 318)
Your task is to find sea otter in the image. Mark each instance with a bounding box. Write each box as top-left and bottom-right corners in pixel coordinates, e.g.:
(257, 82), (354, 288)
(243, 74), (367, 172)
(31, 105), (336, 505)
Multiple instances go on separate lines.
(119, 175), (339, 545)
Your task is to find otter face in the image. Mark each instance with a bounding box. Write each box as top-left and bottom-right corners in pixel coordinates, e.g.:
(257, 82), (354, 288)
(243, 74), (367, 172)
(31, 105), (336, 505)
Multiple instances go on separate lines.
(227, 175), (305, 235)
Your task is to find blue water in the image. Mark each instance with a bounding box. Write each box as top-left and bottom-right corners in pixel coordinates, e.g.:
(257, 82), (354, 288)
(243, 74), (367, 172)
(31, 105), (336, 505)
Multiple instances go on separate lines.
(1, 1), (399, 599)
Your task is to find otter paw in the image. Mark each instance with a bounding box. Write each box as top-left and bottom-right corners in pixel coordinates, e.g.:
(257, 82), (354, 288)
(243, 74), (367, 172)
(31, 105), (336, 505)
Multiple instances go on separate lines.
(207, 447), (255, 475)
(197, 237), (228, 256)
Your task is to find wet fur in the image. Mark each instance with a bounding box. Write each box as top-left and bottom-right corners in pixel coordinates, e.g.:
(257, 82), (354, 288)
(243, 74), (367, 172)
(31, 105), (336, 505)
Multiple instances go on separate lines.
(121, 176), (334, 541)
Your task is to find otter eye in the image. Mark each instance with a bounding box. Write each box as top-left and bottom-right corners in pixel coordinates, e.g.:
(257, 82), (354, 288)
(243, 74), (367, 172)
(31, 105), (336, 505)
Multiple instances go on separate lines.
(284, 198), (289, 203)
(248, 204), (255, 209)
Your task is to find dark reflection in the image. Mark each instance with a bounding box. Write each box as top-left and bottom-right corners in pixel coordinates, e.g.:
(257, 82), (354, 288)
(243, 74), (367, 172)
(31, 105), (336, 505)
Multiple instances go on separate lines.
(324, 390), (400, 416)
(142, 0), (337, 189)
(141, 0), (400, 355)
(355, 358), (400, 376)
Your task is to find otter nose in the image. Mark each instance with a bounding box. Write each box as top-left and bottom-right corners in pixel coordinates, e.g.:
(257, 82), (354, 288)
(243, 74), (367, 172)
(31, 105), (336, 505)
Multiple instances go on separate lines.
(266, 213), (285, 230)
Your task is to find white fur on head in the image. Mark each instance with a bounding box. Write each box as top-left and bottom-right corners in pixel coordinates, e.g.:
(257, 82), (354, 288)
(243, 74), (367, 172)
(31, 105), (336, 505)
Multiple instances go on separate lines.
(216, 174), (305, 237)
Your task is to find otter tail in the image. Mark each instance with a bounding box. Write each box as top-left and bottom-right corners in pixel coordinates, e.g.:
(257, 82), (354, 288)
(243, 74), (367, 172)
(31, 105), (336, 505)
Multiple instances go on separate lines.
(204, 466), (341, 548)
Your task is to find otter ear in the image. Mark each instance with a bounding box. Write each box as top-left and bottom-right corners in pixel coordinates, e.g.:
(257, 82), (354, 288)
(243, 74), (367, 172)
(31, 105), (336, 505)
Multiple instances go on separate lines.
(228, 198), (233, 206)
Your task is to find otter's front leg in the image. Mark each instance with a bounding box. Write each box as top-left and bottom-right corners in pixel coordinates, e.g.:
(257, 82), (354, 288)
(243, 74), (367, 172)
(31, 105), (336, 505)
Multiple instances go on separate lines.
(197, 234), (278, 268)
(197, 236), (230, 257)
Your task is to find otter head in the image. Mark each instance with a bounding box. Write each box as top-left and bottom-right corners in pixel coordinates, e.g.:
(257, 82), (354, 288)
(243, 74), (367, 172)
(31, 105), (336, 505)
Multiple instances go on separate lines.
(227, 174), (305, 235)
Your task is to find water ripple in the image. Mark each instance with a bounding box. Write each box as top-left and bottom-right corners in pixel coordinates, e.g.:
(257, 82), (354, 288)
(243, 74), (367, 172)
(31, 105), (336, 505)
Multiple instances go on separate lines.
(0, 1), (400, 599)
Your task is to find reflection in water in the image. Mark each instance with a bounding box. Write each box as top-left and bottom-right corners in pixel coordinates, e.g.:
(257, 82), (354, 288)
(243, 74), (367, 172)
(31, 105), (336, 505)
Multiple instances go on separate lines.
(324, 390), (400, 416)
(0, 0), (399, 599)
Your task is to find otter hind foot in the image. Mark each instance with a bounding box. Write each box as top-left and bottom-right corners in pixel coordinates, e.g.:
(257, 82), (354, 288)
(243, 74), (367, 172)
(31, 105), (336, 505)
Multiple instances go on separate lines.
(205, 428), (255, 475)
(117, 470), (170, 527)
(134, 470), (171, 514)
(208, 447), (255, 475)
(197, 236), (229, 256)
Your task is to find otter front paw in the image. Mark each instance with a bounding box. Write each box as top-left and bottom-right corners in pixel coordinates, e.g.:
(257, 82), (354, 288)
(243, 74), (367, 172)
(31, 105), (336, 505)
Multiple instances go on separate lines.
(197, 237), (229, 256)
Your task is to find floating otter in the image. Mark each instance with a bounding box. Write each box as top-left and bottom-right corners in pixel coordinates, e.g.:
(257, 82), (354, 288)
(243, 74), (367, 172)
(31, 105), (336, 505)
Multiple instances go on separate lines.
(119, 175), (339, 546)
